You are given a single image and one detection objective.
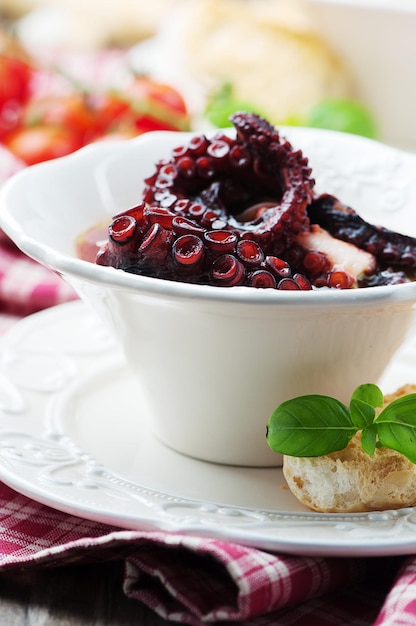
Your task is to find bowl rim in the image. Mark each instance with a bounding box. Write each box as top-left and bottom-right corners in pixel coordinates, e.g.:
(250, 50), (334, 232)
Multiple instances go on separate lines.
(2, 128), (416, 308)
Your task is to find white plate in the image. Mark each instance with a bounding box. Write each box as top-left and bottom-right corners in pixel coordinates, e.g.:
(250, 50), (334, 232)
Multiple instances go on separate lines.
(1, 301), (416, 557)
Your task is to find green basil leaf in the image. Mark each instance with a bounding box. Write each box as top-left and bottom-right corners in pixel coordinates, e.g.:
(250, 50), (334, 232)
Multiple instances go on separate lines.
(360, 424), (378, 455)
(266, 395), (357, 457)
(375, 394), (416, 463)
(351, 384), (384, 409)
(204, 82), (264, 128)
(350, 398), (376, 429)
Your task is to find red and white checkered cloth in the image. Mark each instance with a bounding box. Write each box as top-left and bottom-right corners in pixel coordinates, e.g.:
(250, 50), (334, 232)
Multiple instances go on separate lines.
(0, 228), (77, 334)
(0, 481), (407, 626)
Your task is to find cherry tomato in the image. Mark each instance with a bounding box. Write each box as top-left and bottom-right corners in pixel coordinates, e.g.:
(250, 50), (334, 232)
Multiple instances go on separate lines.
(87, 91), (132, 137)
(0, 54), (32, 109)
(133, 114), (184, 134)
(89, 79), (191, 138)
(23, 93), (98, 144)
(126, 76), (188, 115)
(122, 75), (190, 133)
(4, 125), (83, 165)
(0, 54), (33, 137)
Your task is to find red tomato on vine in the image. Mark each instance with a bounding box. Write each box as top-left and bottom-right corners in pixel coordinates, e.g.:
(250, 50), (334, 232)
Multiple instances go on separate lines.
(0, 39), (191, 166)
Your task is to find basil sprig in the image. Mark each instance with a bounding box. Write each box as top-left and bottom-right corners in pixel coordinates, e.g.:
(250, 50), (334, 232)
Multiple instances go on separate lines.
(266, 383), (416, 463)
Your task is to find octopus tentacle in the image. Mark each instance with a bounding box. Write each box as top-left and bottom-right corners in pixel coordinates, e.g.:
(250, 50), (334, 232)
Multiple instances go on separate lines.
(95, 113), (416, 290)
(308, 194), (416, 268)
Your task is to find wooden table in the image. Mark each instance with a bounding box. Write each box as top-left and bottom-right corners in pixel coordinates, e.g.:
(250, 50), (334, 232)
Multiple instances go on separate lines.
(0, 562), (174, 625)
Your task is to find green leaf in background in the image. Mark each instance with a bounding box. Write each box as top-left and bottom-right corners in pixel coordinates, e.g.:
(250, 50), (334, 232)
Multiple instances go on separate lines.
(306, 98), (378, 139)
(376, 394), (416, 464)
(284, 98), (378, 139)
(204, 82), (264, 128)
(266, 394), (357, 457)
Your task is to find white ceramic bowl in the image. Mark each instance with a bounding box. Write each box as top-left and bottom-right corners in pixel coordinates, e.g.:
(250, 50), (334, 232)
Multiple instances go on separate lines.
(305, 0), (416, 150)
(1, 127), (416, 467)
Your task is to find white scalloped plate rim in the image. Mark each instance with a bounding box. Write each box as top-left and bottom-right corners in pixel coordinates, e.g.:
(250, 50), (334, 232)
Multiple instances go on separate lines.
(1, 301), (416, 557)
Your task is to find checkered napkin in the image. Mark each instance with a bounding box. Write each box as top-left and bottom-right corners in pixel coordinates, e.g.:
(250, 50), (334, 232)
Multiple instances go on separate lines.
(0, 481), (407, 626)
(0, 230), (77, 334)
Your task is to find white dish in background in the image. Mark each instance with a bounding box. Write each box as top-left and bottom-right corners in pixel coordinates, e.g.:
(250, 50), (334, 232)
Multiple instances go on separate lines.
(0, 301), (416, 556)
(305, 0), (416, 150)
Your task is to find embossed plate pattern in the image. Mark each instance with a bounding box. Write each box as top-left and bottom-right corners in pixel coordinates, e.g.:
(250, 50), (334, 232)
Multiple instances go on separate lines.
(1, 301), (416, 556)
